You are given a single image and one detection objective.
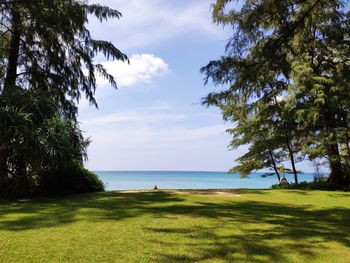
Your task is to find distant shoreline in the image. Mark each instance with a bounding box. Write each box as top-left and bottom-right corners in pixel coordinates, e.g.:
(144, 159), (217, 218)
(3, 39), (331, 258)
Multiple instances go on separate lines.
(93, 170), (230, 173)
(93, 170), (321, 173)
(96, 171), (317, 191)
(114, 189), (243, 195)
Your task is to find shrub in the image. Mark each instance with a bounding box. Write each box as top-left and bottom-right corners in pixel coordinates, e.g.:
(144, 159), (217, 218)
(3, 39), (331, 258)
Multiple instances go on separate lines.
(39, 161), (105, 195)
(271, 181), (350, 191)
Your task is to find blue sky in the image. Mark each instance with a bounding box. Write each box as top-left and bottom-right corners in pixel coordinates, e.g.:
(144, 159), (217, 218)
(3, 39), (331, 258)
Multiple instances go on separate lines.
(80, 0), (318, 172)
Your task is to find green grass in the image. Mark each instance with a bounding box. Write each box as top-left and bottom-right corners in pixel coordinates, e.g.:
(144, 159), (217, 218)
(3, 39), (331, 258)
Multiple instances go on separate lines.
(1, 190), (350, 262)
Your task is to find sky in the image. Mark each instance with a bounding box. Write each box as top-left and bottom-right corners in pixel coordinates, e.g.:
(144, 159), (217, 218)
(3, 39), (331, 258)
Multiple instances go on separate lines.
(79, 0), (318, 173)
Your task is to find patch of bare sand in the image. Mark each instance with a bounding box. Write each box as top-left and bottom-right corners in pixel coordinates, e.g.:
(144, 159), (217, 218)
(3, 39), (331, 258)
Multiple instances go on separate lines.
(171, 189), (240, 196)
(115, 190), (150, 194)
(115, 189), (240, 196)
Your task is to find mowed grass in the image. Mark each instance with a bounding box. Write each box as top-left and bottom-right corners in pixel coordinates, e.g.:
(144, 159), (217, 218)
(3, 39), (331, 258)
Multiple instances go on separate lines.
(0, 190), (350, 262)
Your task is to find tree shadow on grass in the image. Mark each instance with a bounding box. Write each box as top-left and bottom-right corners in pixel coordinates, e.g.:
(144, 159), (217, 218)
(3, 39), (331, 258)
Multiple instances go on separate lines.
(326, 192), (350, 198)
(0, 191), (349, 262)
(0, 191), (184, 231)
(145, 201), (350, 262)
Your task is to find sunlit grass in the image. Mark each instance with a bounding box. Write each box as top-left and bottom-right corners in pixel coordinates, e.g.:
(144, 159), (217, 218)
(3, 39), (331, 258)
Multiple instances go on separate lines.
(1, 190), (349, 262)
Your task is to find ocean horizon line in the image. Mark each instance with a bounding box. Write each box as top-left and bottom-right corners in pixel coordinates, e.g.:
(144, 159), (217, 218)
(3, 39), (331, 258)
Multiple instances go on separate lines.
(93, 170), (230, 173)
(94, 171), (318, 191)
(92, 170), (318, 174)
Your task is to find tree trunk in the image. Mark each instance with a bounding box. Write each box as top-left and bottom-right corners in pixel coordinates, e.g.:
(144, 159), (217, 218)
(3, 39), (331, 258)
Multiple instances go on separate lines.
(3, 1), (21, 94)
(272, 94), (298, 184)
(344, 131), (350, 185)
(2, 2), (24, 197)
(0, 150), (8, 194)
(286, 139), (298, 184)
(268, 149), (281, 182)
(327, 142), (344, 185)
(345, 131), (350, 160)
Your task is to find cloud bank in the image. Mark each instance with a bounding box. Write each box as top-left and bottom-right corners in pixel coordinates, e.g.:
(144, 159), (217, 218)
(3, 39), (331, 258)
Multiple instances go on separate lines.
(98, 54), (169, 88)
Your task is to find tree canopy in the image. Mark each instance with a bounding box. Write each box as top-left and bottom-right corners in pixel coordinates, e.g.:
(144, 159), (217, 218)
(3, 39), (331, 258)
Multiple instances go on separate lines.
(0, 0), (127, 197)
(202, 0), (350, 185)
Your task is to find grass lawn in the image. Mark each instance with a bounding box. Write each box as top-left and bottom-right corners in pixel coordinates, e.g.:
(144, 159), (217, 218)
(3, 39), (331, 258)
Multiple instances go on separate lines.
(0, 189), (349, 262)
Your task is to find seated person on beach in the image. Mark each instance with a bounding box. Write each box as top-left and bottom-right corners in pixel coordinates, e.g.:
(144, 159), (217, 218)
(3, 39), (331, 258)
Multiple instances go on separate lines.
(279, 178), (289, 185)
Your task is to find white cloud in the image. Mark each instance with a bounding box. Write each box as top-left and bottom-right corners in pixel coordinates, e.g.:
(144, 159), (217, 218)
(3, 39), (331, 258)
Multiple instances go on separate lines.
(79, 54), (168, 109)
(89, 0), (228, 50)
(98, 54), (169, 88)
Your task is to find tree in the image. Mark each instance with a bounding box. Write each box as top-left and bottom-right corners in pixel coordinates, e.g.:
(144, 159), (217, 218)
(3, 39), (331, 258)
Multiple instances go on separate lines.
(1, 0), (127, 109)
(219, 80), (302, 183)
(202, 0), (350, 185)
(0, 0), (127, 196)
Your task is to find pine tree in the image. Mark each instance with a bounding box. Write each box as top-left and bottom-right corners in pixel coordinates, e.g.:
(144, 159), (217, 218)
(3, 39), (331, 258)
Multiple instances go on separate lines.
(202, 0), (350, 185)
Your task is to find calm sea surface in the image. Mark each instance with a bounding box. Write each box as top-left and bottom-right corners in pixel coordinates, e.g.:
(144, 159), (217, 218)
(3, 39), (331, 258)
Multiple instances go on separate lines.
(94, 171), (316, 190)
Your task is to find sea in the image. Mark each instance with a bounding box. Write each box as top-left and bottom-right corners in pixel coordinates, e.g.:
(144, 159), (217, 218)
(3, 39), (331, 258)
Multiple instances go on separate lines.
(94, 171), (317, 191)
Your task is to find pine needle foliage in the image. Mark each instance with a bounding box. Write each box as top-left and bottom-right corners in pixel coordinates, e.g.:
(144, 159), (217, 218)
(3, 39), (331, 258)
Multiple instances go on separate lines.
(202, 0), (350, 185)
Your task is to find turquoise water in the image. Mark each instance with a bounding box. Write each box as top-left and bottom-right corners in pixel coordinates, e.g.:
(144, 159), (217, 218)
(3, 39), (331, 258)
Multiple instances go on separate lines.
(95, 171), (316, 190)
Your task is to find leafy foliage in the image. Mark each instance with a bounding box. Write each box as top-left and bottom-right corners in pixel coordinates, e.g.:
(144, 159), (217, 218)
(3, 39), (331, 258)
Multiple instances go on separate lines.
(203, 0), (350, 185)
(0, 0), (128, 111)
(0, 0), (126, 197)
(0, 88), (91, 197)
(39, 161), (105, 195)
(271, 181), (350, 192)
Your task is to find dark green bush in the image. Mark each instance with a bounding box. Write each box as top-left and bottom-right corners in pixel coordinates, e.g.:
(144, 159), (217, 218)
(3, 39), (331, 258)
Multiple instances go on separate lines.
(39, 161), (105, 195)
(271, 181), (350, 191)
